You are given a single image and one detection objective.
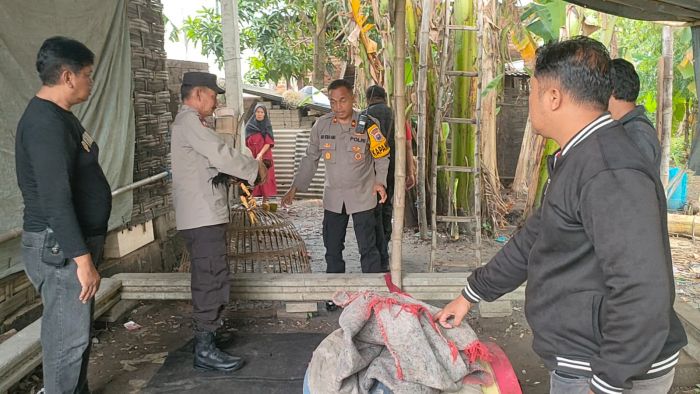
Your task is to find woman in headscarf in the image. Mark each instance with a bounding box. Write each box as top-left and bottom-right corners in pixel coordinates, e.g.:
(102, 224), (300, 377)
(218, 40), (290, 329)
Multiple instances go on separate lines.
(245, 104), (277, 203)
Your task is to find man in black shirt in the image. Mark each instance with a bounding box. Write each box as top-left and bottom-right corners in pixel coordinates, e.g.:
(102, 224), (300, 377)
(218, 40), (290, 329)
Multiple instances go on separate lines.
(15, 36), (111, 394)
(609, 58), (661, 170)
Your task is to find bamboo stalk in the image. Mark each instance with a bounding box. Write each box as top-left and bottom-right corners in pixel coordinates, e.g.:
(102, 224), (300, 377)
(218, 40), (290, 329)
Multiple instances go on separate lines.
(391, 0), (407, 288)
(312, 0), (326, 89)
(430, 3), (454, 270)
(659, 26), (674, 187)
(416, 0), (433, 240)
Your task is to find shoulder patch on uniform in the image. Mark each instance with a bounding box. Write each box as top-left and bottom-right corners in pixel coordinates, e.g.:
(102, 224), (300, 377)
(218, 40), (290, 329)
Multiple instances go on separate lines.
(367, 123), (390, 158)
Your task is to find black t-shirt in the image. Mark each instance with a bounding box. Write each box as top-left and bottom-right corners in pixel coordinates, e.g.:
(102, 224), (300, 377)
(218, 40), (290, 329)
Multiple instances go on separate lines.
(15, 96), (112, 258)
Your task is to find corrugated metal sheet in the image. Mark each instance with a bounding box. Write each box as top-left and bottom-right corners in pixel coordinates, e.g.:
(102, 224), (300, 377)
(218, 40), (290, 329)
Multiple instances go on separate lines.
(272, 129), (325, 199)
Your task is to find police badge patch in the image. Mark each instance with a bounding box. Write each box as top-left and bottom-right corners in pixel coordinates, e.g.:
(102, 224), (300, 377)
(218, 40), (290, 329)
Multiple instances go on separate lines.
(367, 124), (389, 158)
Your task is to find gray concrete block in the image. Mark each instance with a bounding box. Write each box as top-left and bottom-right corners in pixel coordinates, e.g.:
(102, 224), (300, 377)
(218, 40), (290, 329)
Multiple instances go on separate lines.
(478, 300), (513, 318)
(285, 302), (318, 313)
(276, 308), (311, 320)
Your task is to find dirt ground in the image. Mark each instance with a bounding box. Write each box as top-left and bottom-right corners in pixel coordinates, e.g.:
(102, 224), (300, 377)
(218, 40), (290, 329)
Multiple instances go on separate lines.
(282, 199), (503, 274)
(9, 199), (700, 393)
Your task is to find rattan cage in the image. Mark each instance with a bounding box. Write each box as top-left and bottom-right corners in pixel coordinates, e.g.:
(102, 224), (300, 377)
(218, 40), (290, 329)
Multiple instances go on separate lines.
(227, 208), (311, 273)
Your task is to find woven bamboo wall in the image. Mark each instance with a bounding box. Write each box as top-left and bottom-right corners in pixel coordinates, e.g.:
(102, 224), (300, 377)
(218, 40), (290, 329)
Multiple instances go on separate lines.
(0, 0), (174, 332)
(128, 0), (173, 225)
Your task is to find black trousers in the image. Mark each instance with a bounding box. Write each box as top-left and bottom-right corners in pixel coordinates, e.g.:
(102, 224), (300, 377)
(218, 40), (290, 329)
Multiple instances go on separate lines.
(323, 206), (383, 273)
(375, 176), (395, 270)
(180, 223), (230, 333)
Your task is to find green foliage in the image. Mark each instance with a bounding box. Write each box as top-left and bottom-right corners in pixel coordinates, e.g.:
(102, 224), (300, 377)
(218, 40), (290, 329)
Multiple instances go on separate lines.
(180, 7), (224, 69)
(533, 139), (559, 209)
(239, 2), (315, 85)
(242, 56), (268, 86)
(615, 20), (696, 133)
(520, 0), (567, 43)
(171, 0), (345, 85)
(671, 135), (688, 168)
(481, 73), (504, 98)
(162, 14), (181, 43)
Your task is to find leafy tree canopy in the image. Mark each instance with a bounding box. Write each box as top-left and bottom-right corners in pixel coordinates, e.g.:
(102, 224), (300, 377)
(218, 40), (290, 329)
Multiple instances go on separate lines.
(170, 0), (345, 86)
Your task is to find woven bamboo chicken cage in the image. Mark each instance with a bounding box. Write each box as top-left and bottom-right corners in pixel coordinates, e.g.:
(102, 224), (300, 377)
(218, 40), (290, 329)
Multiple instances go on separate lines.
(228, 208), (311, 273)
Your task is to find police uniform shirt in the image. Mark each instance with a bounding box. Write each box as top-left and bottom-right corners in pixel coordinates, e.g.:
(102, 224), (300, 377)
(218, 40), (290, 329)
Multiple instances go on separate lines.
(292, 111), (389, 214)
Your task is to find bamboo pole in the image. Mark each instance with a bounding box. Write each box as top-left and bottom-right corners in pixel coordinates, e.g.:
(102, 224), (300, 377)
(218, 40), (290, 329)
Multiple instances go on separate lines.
(416, 0), (433, 240)
(479, 0), (501, 209)
(659, 26), (674, 187)
(312, 0), (326, 89)
(429, 1), (453, 270)
(391, 0), (407, 288)
(221, 0), (244, 148)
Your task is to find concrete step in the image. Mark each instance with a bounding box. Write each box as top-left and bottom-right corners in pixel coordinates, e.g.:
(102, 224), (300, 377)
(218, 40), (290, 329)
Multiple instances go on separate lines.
(675, 301), (700, 364)
(674, 350), (700, 387)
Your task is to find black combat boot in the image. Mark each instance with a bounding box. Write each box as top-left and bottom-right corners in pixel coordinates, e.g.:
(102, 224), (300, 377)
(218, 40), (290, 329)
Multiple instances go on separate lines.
(193, 331), (245, 372)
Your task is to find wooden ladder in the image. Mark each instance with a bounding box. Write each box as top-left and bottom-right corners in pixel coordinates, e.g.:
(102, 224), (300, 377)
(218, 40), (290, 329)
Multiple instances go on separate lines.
(429, 0), (482, 271)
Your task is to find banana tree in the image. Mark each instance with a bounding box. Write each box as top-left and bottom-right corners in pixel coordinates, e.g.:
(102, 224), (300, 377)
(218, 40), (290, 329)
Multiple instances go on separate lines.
(452, 0), (478, 214)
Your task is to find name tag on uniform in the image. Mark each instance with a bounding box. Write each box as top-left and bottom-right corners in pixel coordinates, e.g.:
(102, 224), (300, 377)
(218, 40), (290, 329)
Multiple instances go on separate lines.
(81, 131), (95, 153)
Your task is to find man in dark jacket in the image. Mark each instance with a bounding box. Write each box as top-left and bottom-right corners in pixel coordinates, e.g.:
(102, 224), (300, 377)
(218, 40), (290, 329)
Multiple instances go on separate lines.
(365, 85), (416, 270)
(16, 36), (110, 394)
(609, 58), (661, 170)
(435, 37), (686, 394)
